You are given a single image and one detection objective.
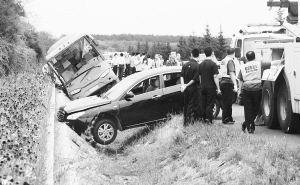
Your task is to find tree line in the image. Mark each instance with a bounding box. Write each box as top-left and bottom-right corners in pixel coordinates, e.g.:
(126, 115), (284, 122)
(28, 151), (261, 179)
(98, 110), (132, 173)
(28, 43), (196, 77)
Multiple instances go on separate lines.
(124, 25), (230, 61)
(92, 34), (186, 43)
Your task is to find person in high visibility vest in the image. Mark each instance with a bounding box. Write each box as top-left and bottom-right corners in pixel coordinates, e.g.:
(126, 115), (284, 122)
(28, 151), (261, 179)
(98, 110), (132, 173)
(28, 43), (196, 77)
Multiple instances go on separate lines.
(219, 48), (238, 124)
(238, 51), (270, 133)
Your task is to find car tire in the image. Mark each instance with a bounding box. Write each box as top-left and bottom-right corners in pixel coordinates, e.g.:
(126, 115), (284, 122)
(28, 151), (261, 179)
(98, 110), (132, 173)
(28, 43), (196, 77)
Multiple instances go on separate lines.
(277, 81), (299, 133)
(213, 99), (220, 118)
(262, 81), (279, 129)
(93, 119), (117, 145)
(57, 107), (67, 122)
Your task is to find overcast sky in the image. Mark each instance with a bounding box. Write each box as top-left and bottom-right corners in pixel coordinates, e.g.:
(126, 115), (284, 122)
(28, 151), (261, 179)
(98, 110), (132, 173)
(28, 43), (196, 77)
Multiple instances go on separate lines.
(23, 0), (287, 38)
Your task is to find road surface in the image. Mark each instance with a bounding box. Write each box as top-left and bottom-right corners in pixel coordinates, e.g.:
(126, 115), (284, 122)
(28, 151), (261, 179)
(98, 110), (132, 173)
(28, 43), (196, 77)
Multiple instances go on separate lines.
(216, 104), (300, 148)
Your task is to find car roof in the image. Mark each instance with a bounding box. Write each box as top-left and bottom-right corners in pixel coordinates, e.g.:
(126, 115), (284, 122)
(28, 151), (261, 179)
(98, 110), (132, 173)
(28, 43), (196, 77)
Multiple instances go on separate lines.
(46, 33), (93, 61)
(127, 66), (182, 80)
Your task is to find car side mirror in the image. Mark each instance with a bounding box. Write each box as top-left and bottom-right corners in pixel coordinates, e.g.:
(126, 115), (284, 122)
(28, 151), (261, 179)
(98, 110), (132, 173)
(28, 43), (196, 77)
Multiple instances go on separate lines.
(235, 48), (241, 58)
(124, 91), (134, 100)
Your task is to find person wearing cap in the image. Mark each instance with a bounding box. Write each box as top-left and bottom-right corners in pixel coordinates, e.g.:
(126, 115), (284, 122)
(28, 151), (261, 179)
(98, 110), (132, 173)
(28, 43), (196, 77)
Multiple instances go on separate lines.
(238, 51), (271, 133)
(219, 48), (238, 124)
(180, 48), (200, 126)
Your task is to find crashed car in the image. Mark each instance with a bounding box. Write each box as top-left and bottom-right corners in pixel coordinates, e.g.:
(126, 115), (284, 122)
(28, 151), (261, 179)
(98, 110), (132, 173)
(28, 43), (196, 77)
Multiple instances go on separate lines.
(46, 34), (118, 100)
(57, 66), (222, 145)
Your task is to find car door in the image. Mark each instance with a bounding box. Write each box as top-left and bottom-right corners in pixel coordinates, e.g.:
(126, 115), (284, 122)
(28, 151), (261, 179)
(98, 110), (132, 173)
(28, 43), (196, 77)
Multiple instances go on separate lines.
(160, 72), (184, 116)
(118, 75), (164, 128)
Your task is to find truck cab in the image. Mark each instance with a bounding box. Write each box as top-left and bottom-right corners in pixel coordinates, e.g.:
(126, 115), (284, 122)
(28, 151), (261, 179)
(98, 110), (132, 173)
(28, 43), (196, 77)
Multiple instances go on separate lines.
(46, 34), (118, 100)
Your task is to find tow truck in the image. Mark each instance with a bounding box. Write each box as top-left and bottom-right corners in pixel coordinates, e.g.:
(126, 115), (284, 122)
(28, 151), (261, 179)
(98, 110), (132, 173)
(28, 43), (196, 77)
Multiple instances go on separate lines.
(249, 0), (300, 133)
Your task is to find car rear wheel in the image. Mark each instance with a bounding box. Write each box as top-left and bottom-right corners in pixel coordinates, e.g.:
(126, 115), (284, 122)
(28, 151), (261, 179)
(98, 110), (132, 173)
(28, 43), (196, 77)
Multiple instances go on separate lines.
(93, 119), (117, 145)
(213, 99), (220, 118)
(277, 81), (299, 133)
(262, 81), (279, 129)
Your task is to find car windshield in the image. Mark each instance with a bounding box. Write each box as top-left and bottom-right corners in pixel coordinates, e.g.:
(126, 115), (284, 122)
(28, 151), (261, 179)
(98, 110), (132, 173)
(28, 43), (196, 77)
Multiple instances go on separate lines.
(103, 77), (137, 100)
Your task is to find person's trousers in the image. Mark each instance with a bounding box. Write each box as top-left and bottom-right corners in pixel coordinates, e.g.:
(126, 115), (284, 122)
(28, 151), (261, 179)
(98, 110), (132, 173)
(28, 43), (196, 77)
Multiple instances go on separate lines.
(196, 87), (203, 120)
(125, 64), (131, 76)
(183, 87), (198, 125)
(118, 64), (124, 80)
(243, 89), (262, 132)
(220, 83), (234, 122)
(113, 65), (118, 75)
(201, 87), (216, 123)
(131, 67), (136, 74)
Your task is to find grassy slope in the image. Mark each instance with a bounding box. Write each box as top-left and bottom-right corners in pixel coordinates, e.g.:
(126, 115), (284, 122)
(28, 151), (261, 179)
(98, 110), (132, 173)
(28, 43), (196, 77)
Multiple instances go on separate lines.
(0, 72), (52, 184)
(92, 115), (300, 185)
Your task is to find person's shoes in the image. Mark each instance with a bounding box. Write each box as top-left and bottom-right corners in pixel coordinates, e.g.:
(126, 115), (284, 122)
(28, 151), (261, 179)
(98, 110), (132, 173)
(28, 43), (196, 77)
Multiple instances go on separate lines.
(257, 115), (265, 126)
(248, 129), (254, 134)
(229, 117), (235, 123)
(254, 115), (260, 126)
(241, 122), (246, 132)
(205, 119), (213, 125)
(223, 117), (234, 125)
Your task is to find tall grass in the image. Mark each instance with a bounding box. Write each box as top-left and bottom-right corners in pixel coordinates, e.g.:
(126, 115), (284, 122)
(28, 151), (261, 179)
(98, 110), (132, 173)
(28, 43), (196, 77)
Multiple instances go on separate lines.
(107, 115), (300, 185)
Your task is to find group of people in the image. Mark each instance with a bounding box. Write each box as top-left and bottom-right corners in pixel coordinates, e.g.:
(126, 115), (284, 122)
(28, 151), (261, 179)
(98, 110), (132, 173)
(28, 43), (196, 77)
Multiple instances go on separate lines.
(180, 47), (269, 134)
(109, 52), (182, 80)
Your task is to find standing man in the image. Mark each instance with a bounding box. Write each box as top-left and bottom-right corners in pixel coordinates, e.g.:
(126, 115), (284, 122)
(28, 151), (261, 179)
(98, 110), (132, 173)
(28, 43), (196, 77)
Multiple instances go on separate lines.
(125, 53), (131, 77)
(219, 48), (238, 124)
(135, 52), (142, 72)
(180, 48), (200, 126)
(199, 47), (221, 124)
(238, 51), (265, 133)
(118, 53), (126, 80)
(112, 53), (118, 75)
(147, 55), (154, 69)
(130, 52), (136, 74)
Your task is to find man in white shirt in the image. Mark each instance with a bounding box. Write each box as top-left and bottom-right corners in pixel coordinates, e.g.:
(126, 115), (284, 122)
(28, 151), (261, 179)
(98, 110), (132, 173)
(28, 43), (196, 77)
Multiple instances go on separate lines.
(118, 53), (126, 80)
(154, 54), (162, 68)
(112, 53), (118, 75)
(135, 52), (142, 72)
(130, 52), (136, 74)
(125, 53), (131, 77)
(147, 55), (154, 69)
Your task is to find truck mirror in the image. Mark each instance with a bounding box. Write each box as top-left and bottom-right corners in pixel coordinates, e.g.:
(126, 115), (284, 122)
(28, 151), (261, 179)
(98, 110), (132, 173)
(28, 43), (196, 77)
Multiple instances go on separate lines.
(235, 48), (241, 58)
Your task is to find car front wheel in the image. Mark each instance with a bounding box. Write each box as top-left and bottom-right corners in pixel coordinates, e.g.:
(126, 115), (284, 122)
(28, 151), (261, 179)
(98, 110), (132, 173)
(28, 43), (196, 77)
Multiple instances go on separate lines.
(93, 119), (117, 145)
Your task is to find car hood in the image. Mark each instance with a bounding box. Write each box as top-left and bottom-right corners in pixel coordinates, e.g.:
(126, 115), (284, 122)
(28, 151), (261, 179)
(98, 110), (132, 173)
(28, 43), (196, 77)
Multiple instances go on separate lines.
(64, 96), (111, 113)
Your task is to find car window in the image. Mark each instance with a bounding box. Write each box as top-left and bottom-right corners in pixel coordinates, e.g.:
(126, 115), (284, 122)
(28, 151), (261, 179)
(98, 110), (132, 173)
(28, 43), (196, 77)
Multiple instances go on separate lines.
(131, 75), (160, 96)
(163, 72), (181, 88)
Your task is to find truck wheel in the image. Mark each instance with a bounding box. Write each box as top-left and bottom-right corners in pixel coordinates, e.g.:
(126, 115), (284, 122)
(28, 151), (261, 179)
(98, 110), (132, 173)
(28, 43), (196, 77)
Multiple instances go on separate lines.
(277, 81), (299, 133)
(213, 99), (220, 118)
(262, 81), (279, 129)
(93, 119), (117, 145)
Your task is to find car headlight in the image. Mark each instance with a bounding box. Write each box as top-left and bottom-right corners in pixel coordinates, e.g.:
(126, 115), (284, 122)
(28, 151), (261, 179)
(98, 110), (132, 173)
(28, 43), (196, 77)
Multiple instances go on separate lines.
(70, 88), (81, 95)
(100, 69), (110, 78)
(67, 111), (86, 120)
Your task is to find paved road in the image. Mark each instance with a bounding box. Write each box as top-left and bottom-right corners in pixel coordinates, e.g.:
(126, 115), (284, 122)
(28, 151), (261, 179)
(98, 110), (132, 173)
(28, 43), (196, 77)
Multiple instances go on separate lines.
(216, 104), (300, 148)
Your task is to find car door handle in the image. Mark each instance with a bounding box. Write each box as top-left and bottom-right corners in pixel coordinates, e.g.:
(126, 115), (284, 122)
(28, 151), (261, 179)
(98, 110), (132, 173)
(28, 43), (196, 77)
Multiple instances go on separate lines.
(152, 95), (162, 99)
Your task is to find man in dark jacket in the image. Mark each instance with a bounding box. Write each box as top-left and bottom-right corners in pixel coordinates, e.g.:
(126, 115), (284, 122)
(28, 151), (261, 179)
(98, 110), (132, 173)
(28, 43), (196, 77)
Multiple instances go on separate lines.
(180, 48), (200, 126)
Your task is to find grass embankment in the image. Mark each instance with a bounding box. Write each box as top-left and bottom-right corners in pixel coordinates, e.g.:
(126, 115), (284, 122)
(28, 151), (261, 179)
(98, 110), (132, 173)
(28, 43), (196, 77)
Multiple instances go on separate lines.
(0, 71), (52, 184)
(94, 115), (300, 185)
